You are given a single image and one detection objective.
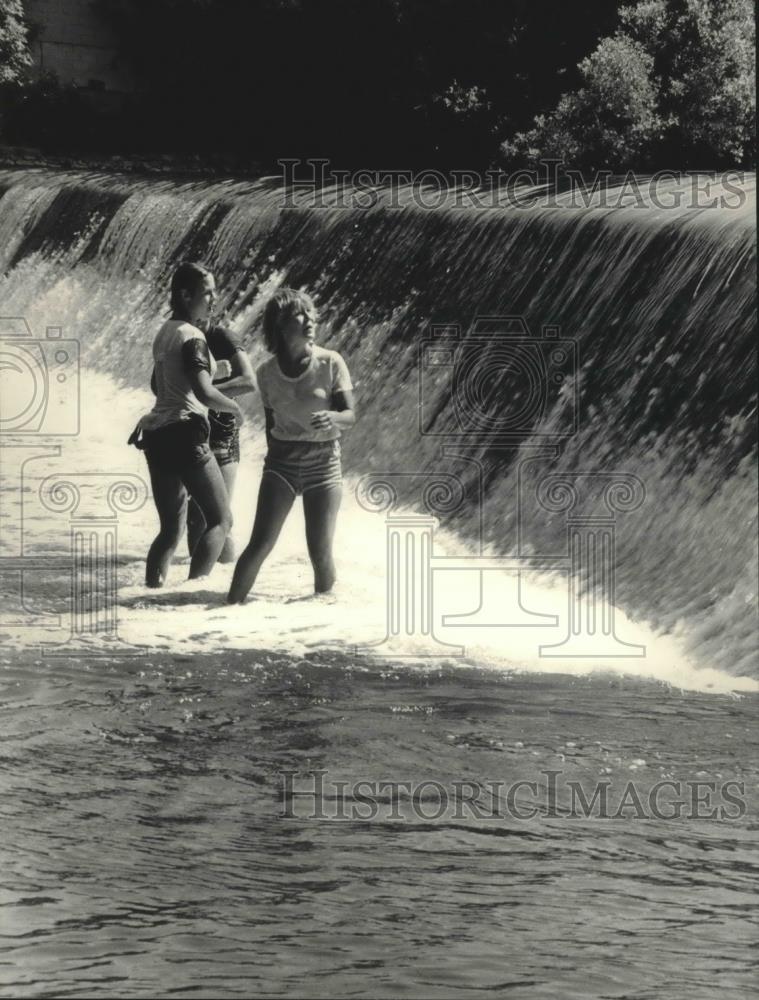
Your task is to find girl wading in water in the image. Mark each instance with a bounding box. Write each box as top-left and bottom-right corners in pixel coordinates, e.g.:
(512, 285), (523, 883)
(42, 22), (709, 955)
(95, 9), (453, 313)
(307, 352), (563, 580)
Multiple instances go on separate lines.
(131, 262), (244, 587)
(185, 319), (256, 564)
(228, 289), (355, 604)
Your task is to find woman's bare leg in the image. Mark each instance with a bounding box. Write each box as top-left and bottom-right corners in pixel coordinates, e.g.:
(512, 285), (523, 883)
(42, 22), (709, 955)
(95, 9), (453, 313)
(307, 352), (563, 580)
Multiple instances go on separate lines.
(187, 460), (238, 563)
(182, 459), (232, 579)
(227, 473), (294, 603)
(217, 461), (239, 563)
(186, 495), (205, 558)
(145, 463), (188, 588)
(303, 484), (342, 593)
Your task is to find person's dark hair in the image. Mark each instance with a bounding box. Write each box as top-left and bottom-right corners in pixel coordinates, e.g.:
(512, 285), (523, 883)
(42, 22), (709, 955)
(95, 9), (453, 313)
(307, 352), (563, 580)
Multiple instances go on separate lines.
(170, 262), (212, 318)
(262, 287), (316, 353)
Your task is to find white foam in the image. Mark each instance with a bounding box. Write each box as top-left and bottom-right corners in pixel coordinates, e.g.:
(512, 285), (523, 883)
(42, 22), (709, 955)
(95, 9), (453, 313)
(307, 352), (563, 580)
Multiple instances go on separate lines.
(2, 367), (756, 697)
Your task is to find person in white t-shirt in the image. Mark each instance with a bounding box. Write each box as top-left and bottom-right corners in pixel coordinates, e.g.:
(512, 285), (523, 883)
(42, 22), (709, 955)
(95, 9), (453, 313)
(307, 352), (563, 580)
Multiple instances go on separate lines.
(130, 263), (244, 587)
(228, 288), (355, 603)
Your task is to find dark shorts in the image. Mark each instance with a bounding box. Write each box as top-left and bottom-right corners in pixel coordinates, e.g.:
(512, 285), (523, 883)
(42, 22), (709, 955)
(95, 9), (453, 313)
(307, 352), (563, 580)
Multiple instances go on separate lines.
(143, 414), (213, 477)
(263, 438), (342, 496)
(209, 411), (240, 467)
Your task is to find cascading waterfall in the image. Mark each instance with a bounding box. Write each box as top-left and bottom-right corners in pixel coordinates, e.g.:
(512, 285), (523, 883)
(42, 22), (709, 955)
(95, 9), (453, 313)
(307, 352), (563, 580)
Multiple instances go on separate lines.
(0, 168), (755, 682)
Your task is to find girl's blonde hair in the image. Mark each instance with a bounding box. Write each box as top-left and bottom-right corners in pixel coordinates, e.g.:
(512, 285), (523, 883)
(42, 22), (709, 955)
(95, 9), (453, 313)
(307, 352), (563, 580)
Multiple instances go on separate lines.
(262, 287), (316, 352)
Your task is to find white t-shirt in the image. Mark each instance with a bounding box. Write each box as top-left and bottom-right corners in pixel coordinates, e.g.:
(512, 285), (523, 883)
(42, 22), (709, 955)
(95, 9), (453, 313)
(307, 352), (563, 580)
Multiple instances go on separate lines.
(142, 320), (217, 431)
(256, 345), (353, 442)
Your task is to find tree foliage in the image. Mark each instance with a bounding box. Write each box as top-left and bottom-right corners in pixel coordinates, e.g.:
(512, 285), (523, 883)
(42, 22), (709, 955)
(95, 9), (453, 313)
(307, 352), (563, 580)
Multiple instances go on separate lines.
(501, 0), (756, 170)
(0, 0), (32, 85)
(624, 0), (756, 165)
(2, 0), (753, 169)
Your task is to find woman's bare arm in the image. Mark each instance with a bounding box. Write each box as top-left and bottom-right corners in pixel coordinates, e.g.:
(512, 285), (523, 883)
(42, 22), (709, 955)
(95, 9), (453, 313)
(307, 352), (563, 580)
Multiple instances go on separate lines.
(213, 350), (256, 397)
(190, 368), (244, 421)
(310, 388), (356, 432)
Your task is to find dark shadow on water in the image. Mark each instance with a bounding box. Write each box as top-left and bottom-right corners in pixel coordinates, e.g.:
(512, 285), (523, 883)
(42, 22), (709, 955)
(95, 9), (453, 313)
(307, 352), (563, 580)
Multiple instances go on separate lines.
(120, 589), (226, 609)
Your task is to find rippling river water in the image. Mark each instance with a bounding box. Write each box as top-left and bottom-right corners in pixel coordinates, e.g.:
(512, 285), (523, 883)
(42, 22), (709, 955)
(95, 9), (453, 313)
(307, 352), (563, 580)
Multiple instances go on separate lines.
(0, 170), (756, 997)
(1, 652), (757, 999)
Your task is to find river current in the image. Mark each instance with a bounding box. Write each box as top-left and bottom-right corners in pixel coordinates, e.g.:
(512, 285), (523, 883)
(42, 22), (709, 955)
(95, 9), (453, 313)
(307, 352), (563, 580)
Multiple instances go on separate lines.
(0, 169), (756, 998)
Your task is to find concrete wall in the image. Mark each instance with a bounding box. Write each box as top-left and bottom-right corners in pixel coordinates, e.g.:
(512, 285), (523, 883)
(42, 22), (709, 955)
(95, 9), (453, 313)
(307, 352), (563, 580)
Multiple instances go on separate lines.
(24, 0), (135, 92)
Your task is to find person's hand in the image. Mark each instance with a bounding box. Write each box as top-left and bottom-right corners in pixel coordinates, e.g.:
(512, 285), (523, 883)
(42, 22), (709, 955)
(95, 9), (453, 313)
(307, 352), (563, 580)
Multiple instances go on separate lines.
(231, 402), (244, 426)
(214, 359), (233, 381)
(310, 410), (335, 431)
